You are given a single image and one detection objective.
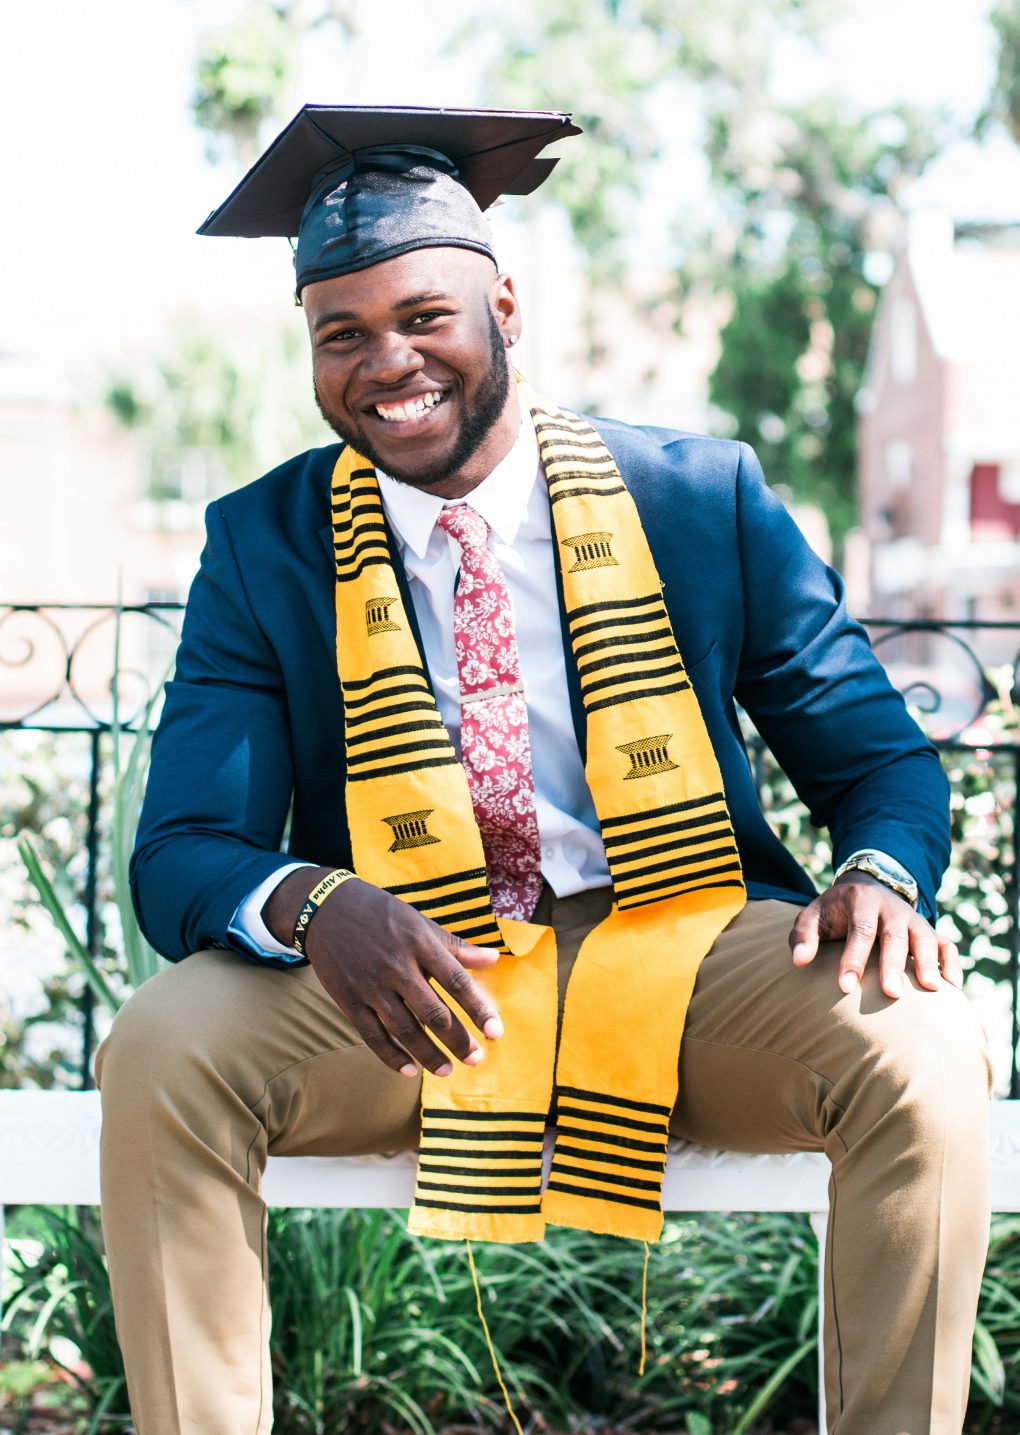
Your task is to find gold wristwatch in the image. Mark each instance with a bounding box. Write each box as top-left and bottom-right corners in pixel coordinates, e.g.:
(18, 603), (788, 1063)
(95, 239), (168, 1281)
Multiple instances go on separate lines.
(833, 850), (919, 908)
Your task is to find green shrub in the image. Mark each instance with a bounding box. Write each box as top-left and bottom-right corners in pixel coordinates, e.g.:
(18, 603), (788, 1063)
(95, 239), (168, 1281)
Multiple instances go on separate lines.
(5, 1203), (1020, 1433)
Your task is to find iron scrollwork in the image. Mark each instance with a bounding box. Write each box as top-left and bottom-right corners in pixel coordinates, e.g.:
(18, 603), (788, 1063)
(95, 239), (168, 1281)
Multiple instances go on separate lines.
(865, 619), (1016, 744)
(0, 603), (183, 730)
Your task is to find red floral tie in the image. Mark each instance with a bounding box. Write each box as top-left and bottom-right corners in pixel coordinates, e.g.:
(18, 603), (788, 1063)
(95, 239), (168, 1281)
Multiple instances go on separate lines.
(437, 503), (544, 921)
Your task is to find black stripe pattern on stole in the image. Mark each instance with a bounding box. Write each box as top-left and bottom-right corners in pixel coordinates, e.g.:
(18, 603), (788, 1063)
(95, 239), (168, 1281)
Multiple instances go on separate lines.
(332, 464), (456, 781)
(549, 1086), (669, 1212)
(600, 793), (743, 909)
(333, 452), (506, 954)
(415, 1108), (547, 1214)
(385, 868), (506, 950)
(532, 413), (628, 507)
(567, 591), (692, 716)
(332, 464), (392, 583)
(341, 666), (460, 783)
(529, 401), (744, 914)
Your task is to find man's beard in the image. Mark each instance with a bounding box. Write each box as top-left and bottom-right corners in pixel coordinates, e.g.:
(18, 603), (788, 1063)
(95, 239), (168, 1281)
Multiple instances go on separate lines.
(313, 307), (512, 488)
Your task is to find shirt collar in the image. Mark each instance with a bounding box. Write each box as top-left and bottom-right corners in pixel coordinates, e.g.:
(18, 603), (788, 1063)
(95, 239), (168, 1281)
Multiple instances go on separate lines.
(376, 408), (541, 561)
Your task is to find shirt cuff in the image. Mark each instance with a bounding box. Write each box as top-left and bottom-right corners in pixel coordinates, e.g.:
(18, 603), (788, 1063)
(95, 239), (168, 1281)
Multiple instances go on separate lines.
(228, 862), (316, 963)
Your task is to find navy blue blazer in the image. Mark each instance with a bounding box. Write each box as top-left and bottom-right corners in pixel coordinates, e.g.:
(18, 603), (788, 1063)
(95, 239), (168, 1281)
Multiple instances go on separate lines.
(131, 421), (950, 962)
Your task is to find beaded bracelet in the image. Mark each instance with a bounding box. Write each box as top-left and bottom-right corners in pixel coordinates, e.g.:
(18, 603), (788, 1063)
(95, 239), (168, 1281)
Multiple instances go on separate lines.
(292, 868), (357, 955)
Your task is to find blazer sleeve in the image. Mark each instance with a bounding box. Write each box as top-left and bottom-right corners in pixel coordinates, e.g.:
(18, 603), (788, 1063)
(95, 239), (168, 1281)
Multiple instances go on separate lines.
(731, 443), (950, 919)
(130, 500), (300, 961)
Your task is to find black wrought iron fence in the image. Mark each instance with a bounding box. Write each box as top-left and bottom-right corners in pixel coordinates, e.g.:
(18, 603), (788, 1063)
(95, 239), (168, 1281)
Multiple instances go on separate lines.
(3, 604), (1020, 1093)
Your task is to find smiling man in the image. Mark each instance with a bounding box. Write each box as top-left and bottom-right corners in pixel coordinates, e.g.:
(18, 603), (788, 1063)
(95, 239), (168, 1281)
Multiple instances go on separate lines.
(97, 107), (991, 1435)
(310, 252), (518, 492)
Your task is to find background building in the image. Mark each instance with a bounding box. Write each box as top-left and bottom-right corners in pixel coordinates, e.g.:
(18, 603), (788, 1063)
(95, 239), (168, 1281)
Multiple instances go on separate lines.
(859, 198), (1020, 637)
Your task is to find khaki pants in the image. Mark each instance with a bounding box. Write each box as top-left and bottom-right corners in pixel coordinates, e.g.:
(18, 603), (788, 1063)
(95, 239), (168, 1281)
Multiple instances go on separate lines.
(97, 894), (992, 1435)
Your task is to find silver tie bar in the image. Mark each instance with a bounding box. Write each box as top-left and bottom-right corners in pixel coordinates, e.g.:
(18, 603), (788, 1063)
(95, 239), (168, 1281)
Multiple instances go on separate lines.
(460, 681), (525, 704)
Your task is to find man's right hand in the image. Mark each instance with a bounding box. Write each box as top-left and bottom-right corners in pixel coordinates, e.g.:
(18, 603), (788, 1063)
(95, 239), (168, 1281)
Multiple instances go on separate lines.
(263, 866), (503, 1078)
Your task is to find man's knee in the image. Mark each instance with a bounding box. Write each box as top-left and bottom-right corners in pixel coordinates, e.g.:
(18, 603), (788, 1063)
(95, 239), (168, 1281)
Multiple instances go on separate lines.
(854, 976), (989, 1081)
(831, 977), (992, 1151)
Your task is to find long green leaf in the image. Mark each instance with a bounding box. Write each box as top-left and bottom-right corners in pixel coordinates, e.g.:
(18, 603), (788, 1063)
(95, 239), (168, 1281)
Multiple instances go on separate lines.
(110, 628), (172, 991)
(731, 1335), (815, 1435)
(27, 1278), (86, 1356)
(973, 1318), (1006, 1405)
(84, 1373), (130, 1435)
(17, 836), (121, 1016)
(342, 1285), (364, 1376)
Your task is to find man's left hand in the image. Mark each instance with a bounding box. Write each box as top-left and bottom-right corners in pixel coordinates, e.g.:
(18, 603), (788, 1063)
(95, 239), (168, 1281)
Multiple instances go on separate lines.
(789, 872), (963, 999)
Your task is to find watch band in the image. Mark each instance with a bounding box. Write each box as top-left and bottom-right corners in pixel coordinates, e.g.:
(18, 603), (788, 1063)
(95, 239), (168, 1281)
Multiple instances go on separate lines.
(833, 851), (918, 907)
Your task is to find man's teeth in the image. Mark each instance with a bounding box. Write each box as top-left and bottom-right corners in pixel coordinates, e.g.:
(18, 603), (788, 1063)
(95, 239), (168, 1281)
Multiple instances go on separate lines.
(374, 392), (444, 422)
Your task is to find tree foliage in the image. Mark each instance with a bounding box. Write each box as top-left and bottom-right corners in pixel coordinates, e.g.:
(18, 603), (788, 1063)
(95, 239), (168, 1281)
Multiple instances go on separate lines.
(104, 316), (328, 500)
(707, 97), (942, 537)
(471, 0), (946, 541)
(191, 0), (298, 168)
(466, 0), (836, 282)
(191, 0), (361, 167)
(979, 0), (1020, 145)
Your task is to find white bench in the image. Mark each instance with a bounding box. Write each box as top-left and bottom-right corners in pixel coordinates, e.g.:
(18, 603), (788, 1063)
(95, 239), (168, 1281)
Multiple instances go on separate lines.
(4, 1091), (1020, 1432)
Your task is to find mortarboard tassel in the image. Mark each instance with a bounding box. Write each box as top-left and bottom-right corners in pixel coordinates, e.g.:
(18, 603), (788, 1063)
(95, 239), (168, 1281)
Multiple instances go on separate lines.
(466, 1240), (524, 1435)
(639, 1240), (650, 1377)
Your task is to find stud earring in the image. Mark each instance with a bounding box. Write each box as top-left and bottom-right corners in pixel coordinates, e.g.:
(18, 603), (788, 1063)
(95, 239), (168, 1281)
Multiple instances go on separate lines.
(507, 333), (519, 346)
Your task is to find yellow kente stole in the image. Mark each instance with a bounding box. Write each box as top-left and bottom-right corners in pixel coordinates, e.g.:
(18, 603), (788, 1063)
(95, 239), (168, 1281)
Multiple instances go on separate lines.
(331, 387), (745, 1245)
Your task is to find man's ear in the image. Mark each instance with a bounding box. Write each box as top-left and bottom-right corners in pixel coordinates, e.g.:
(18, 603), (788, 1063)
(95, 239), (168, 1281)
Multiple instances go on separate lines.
(491, 271), (521, 347)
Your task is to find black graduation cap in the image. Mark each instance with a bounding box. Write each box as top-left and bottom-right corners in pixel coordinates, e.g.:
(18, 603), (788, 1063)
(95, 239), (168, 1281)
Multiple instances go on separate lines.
(199, 105), (581, 292)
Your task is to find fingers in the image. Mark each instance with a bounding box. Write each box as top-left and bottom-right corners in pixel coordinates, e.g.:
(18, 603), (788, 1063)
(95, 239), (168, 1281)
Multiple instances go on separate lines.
(454, 942), (502, 969)
(876, 916), (910, 996)
(369, 930), (504, 1078)
(909, 922), (941, 992)
(349, 1004), (443, 1080)
(423, 936), (505, 1043)
(306, 882), (505, 1077)
(856, 916), (965, 998)
(364, 934), (505, 1080)
(349, 978), (487, 1080)
(789, 904), (822, 967)
(836, 911), (879, 993)
(938, 934), (964, 990)
(377, 990), (467, 1077)
(791, 874), (962, 1000)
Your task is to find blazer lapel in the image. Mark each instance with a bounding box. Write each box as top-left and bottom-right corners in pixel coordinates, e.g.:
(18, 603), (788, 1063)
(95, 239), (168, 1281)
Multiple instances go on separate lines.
(551, 540), (588, 763)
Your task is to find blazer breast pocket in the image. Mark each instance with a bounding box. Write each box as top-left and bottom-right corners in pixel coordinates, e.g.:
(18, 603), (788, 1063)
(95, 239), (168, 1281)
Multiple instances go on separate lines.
(684, 639), (718, 675)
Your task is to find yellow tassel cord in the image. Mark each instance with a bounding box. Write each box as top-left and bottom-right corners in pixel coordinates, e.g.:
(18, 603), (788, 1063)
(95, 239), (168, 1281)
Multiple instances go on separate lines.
(639, 1240), (650, 1377)
(466, 1240), (524, 1435)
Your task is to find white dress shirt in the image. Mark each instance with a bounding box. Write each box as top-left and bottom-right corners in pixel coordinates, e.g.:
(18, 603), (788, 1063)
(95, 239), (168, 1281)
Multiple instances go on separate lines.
(230, 411), (610, 958)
